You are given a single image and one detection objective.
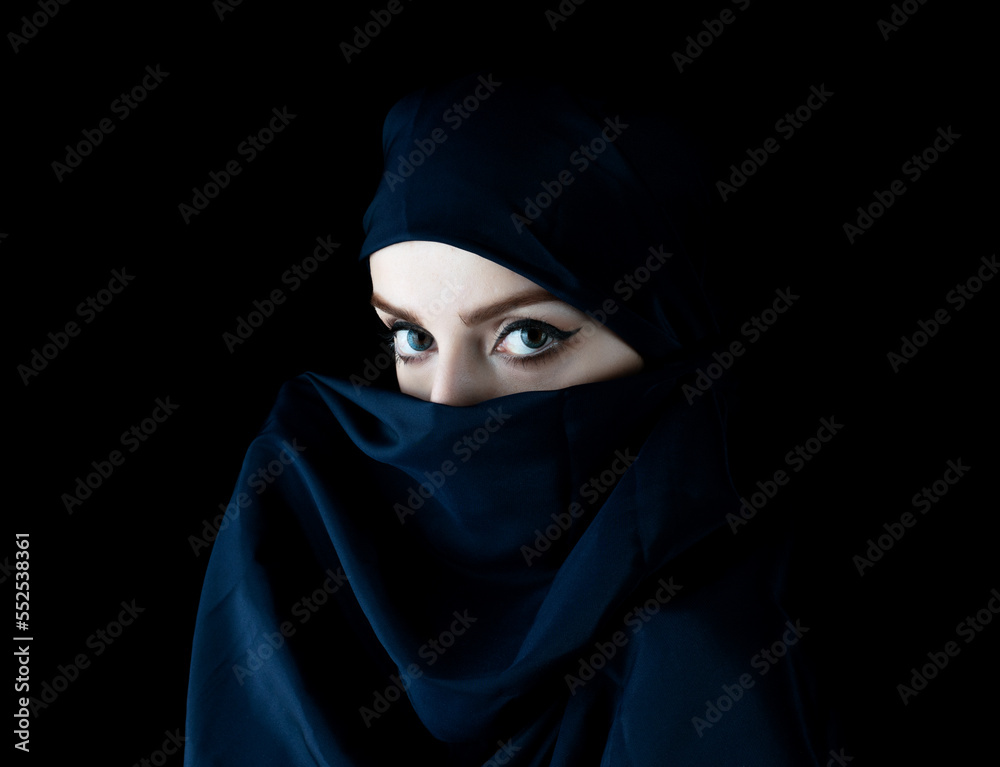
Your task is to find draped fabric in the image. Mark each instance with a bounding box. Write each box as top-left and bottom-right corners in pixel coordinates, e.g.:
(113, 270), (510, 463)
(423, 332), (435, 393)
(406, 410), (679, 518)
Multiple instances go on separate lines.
(184, 73), (832, 765)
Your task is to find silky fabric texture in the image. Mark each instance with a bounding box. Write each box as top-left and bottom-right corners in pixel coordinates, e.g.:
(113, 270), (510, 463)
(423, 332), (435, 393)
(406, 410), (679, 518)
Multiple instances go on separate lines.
(184, 372), (824, 765)
(184, 74), (830, 764)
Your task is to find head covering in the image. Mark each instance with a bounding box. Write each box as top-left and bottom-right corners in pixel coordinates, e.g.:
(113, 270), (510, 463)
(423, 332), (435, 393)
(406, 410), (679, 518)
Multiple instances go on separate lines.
(360, 72), (719, 362)
(184, 73), (832, 765)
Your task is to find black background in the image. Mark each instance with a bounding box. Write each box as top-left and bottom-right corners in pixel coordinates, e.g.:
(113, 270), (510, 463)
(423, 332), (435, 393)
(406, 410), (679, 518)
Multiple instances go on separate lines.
(7, 0), (996, 763)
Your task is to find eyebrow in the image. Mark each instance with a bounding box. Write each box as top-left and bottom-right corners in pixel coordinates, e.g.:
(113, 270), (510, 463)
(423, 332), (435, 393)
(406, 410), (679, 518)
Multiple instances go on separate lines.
(370, 287), (561, 327)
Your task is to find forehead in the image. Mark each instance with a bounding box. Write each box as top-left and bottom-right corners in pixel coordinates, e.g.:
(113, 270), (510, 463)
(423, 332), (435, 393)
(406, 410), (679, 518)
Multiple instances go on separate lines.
(369, 240), (582, 327)
(369, 241), (541, 300)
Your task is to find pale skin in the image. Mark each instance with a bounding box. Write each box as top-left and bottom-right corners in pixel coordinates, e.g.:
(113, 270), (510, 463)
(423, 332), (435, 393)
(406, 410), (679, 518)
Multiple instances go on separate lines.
(368, 241), (644, 406)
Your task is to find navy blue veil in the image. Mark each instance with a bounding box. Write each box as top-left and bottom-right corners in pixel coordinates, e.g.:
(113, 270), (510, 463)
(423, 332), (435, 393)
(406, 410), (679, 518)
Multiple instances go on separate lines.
(184, 73), (833, 765)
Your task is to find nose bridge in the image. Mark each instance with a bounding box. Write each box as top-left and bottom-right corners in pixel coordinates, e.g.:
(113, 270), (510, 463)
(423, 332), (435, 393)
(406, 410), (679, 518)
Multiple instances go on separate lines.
(430, 345), (493, 407)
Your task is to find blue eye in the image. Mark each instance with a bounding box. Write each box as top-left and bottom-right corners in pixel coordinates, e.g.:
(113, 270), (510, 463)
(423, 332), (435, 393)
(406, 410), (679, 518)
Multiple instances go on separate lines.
(385, 322), (434, 361)
(517, 327), (549, 350)
(404, 329), (433, 352)
(497, 320), (577, 357)
(379, 318), (578, 367)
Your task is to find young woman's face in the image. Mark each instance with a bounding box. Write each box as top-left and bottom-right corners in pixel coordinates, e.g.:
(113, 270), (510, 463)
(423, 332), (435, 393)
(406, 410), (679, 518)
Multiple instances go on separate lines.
(369, 241), (643, 406)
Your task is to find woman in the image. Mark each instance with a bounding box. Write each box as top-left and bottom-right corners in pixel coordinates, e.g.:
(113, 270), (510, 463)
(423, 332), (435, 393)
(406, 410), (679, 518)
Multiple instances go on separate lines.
(184, 73), (834, 764)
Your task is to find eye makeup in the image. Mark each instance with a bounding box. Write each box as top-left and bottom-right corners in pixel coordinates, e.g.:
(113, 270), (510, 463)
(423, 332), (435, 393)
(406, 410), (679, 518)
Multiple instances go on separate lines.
(378, 317), (580, 367)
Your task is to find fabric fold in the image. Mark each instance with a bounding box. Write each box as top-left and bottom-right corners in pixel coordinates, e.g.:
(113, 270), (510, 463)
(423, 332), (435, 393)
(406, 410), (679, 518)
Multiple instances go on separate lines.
(184, 71), (832, 765)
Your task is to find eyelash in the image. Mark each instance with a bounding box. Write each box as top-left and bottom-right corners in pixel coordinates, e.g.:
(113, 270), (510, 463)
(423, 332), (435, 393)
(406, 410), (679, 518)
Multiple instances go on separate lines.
(378, 319), (579, 367)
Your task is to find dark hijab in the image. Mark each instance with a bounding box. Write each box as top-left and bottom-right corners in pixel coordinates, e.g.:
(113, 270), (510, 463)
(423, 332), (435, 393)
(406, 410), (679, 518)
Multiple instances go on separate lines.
(184, 73), (832, 765)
